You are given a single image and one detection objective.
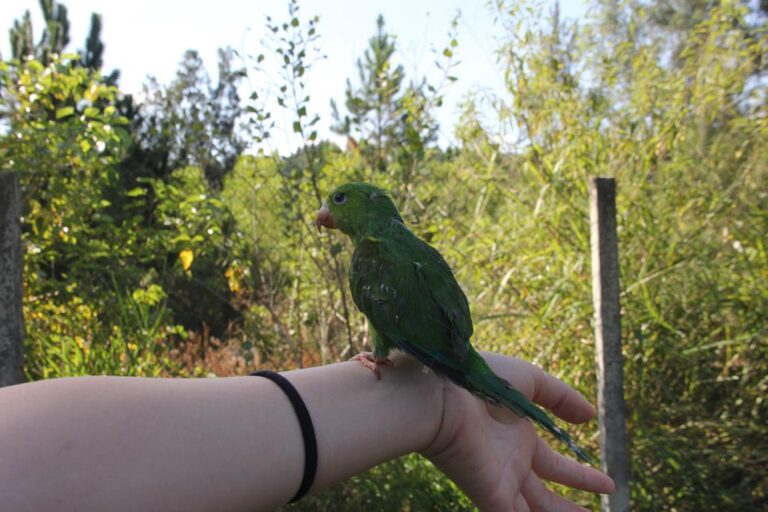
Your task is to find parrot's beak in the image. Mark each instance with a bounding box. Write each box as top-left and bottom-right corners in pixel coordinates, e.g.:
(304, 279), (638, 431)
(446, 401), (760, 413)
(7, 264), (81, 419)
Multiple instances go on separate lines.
(316, 204), (337, 231)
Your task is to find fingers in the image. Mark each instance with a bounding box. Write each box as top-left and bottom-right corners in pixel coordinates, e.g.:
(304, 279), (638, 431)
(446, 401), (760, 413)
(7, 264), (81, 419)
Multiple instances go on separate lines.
(514, 494), (531, 512)
(533, 437), (616, 494)
(521, 471), (590, 512)
(529, 365), (595, 424)
(480, 353), (596, 424)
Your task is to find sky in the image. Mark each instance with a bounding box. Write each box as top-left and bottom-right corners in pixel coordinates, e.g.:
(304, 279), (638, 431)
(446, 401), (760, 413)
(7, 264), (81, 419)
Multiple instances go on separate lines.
(1, 0), (589, 152)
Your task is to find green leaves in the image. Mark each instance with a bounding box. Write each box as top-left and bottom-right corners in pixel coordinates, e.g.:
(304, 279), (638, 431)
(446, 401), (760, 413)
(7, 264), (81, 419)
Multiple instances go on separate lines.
(252, 0), (324, 153)
(55, 106), (74, 119)
(125, 187), (147, 197)
(83, 106), (100, 118)
(487, 1), (768, 509)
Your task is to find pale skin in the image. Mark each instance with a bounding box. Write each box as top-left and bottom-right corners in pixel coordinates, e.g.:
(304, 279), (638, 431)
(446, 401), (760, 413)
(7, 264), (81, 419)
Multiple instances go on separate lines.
(0, 352), (614, 512)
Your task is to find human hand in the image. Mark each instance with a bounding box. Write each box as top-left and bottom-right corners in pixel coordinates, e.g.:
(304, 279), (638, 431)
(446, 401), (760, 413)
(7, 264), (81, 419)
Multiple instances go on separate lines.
(420, 352), (614, 511)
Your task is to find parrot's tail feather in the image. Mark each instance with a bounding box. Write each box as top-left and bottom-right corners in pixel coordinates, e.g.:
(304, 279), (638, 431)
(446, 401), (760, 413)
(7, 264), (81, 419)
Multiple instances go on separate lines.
(394, 340), (593, 464)
(464, 354), (594, 464)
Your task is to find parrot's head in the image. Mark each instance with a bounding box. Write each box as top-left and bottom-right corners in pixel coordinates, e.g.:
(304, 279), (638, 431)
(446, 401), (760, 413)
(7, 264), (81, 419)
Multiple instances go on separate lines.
(316, 183), (403, 239)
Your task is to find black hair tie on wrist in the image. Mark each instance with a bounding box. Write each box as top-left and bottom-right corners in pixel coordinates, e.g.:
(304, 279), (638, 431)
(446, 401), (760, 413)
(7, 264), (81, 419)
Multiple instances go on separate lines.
(250, 370), (317, 504)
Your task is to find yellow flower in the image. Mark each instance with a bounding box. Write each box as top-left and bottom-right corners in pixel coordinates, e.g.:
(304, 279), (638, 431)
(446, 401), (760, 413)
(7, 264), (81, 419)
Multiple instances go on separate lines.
(225, 266), (241, 293)
(179, 249), (194, 272)
(75, 336), (89, 355)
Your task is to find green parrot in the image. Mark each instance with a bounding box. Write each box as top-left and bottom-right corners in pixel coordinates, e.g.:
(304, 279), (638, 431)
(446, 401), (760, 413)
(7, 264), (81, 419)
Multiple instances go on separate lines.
(316, 182), (592, 463)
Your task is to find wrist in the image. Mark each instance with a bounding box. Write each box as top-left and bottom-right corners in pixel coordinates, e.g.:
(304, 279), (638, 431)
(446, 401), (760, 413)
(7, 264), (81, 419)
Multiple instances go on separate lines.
(280, 352), (444, 494)
(379, 351), (445, 455)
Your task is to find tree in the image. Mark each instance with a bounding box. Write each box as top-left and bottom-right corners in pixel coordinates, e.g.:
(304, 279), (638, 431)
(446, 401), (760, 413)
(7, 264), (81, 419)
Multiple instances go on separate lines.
(331, 13), (459, 179)
(10, 0), (70, 64)
(121, 49), (248, 188)
(8, 0), (116, 82)
(331, 15), (405, 172)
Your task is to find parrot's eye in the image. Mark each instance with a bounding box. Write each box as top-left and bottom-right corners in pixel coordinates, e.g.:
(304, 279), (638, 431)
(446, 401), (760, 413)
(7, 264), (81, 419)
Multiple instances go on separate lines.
(333, 192), (347, 205)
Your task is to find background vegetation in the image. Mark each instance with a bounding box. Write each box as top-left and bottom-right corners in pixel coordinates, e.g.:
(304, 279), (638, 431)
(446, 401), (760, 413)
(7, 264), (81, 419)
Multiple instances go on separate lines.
(1, 0), (766, 509)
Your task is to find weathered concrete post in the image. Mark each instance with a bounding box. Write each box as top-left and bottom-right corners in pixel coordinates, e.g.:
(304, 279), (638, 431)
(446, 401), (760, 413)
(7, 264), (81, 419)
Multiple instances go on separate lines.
(0, 172), (26, 387)
(589, 177), (630, 512)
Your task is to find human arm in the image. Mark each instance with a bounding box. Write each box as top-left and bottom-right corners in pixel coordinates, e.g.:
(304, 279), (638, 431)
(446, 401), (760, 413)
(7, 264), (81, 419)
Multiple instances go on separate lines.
(0, 355), (438, 512)
(0, 352), (613, 511)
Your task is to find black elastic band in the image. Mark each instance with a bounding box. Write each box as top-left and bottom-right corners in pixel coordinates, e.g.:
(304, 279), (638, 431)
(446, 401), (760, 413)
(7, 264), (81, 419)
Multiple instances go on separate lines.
(250, 370), (317, 503)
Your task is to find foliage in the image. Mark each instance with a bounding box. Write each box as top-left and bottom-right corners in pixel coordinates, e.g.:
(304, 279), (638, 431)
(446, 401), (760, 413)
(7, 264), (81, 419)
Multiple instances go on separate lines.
(0, 54), (178, 378)
(150, 166), (241, 333)
(122, 49), (249, 187)
(8, 0), (118, 82)
(284, 455), (474, 512)
(0, 54), (128, 298)
(10, 0), (72, 65)
(246, 0), (323, 151)
(24, 281), (180, 379)
(484, 1), (767, 508)
(1, 52), (239, 378)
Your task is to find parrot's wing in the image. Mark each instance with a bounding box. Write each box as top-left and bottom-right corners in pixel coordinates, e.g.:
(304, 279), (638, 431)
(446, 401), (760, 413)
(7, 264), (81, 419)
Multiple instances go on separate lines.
(415, 239), (474, 341)
(350, 224), (473, 368)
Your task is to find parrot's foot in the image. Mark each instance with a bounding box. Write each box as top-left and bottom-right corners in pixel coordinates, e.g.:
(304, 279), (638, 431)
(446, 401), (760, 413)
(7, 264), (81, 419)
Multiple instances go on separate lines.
(350, 351), (392, 380)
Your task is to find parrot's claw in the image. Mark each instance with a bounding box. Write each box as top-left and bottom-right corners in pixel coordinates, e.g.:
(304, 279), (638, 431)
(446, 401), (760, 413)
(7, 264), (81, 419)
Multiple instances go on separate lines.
(350, 351), (392, 380)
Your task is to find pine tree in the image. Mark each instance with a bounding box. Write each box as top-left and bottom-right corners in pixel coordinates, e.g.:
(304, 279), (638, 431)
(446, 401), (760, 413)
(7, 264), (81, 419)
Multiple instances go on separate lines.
(8, 0), (112, 80)
(9, 11), (34, 60)
(331, 15), (405, 172)
(331, 14), (446, 177)
(10, 0), (70, 63)
(83, 13), (104, 70)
